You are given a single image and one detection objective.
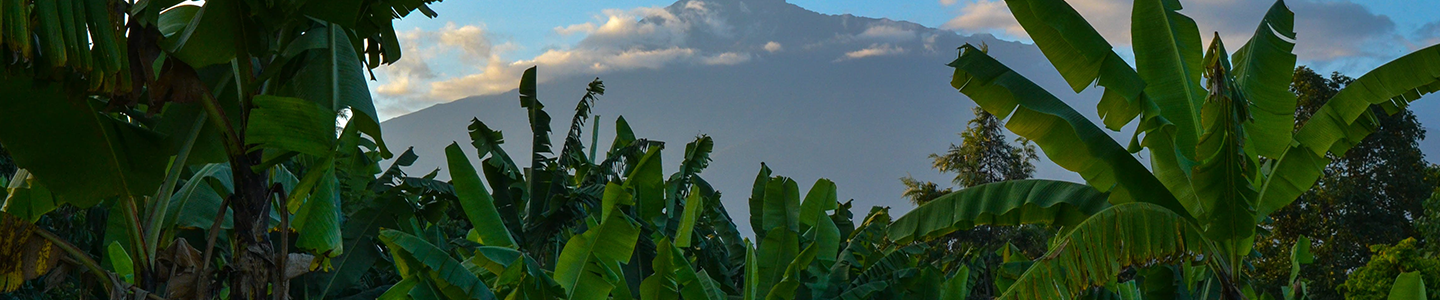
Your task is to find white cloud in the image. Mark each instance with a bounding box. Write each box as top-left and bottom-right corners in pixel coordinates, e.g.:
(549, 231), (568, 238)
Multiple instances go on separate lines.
(941, 0), (1027, 40)
(857, 24), (919, 42)
(941, 0), (1428, 72)
(940, 0), (957, 6)
(703, 52), (752, 65)
(837, 43), (906, 61)
(764, 41), (783, 52)
(1418, 22), (1440, 46)
(371, 3), (764, 118)
(438, 23), (491, 62)
(555, 23), (596, 36)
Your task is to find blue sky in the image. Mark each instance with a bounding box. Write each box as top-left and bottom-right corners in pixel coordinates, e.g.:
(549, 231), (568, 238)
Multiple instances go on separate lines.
(373, 0), (1440, 118)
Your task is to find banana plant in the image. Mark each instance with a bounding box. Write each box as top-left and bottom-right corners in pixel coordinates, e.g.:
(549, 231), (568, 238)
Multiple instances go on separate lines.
(0, 0), (441, 298)
(373, 68), (975, 299)
(887, 0), (1440, 299)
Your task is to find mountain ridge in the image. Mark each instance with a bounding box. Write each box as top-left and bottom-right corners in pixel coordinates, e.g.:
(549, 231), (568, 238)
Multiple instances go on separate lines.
(379, 0), (1440, 235)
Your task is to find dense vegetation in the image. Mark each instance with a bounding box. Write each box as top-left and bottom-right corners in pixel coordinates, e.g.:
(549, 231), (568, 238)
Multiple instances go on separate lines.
(0, 0), (1437, 299)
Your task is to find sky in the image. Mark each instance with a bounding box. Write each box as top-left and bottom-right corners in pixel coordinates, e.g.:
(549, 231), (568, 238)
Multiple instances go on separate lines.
(371, 0), (1440, 118)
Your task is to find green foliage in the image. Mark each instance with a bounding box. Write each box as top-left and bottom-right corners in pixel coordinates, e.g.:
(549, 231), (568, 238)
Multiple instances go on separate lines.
(916, 0), (1440, 299)
(0, 0), (441, 296)
(1342, 238), (1440, 300)
(1389, 272), (1429, 300)
(888, 180), (1110, 245)
(898, 106), (1050, 298)
(1423, 189), (1440, 254)
(928, 108), (1038, 190)
(1257, 67), (1440, 300)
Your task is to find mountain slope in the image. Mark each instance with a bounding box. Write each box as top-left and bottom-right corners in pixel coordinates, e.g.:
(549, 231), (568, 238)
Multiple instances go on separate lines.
(380, 0), (1141, 236)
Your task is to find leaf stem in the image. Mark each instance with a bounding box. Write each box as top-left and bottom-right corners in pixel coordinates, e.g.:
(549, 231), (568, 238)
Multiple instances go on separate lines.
(145, 114), (208, 265)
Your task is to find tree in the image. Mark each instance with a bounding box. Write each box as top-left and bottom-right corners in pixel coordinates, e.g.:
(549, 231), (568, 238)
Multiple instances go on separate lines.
(901, 107), (1036, 206)
(0, 0), (440, 298)
(930, 108), (1038, 190)
(1254, 67), (1440, 300)
(1423, 188), (1440, 254)
(900, 107), (1045, 298)
(1339, 238), (1440, 300)
(887, 0), (1440, 299)
(900, 176), (951, 205)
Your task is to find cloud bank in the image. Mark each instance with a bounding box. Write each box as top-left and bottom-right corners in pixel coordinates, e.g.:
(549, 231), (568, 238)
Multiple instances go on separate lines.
(372, 0), (766, 119)
(939, 0), (1433, 73)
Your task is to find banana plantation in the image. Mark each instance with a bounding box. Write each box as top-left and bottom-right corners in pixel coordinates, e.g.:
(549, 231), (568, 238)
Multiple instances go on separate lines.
(0, 0), (1438, 299)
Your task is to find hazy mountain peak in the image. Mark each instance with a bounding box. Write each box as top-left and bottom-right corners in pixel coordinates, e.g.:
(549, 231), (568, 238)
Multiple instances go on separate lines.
(381, 0), (1063, 235)
(635, 0), (955, 56)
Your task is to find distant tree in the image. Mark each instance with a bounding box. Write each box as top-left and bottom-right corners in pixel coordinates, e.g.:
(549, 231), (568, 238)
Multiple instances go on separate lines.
(902, 107), (1046, 299)
(900, 175), (951, 205)
(1423, 188), (1440, 253)
(1339, 238), (1440, 300)
(931, 108), (1038, 189)
(1254, 66), (1440, 300)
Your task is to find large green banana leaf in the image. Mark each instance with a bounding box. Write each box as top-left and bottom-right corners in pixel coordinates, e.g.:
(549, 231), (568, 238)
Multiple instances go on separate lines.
(748, 163), (773, 240)
(275, 24), (390, 157)
(1004, 0), (1148, 129)
(1389, 272), (1428, 300)
(3, 170), (57, 222)
(1192, 36), (1260, 249)
(306, 196), (411, 299)
(626, 145), (667, 226)
(1127, 0), (1206, 217)
(674, 186), (704, 247)
(290, 168), (343, 260)
(1131, 0), (1204, 161)
(445, 142), (517, 248)
(755, 226), (799, 298)
(948, 44), (1192, 222)
(887, 179), (1111, 244)
(940, 266), (971, 300)
(1232, 0), (1299, 159)
(553, 209), (641, 299)
(758, 176), (800, 236)
(379, 229), (497, 300)
(798, 178), (838, 232)
(764, 243), (819, 300)
(245, 95), (337, 158)
(742, 238), (760, 300)
(0, 75), (172, 208)
(466, 119), (526, 239)
(997, 203), (1209, 299)
(1257, 43), (1440, 217)
(639, 238), (728, 300)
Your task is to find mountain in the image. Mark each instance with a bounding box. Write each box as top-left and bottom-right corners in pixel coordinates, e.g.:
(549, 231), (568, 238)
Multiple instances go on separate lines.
(379, 0), (1439, 236)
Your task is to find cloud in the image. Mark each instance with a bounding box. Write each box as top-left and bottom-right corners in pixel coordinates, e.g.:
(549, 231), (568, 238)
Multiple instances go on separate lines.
(1414, 21), (1440, 46)
(370, 1), (764, 118)
(371, 26), (448, 111)
(764, 41), (783, 52)
(438, 24), (492, 63)
(941, 0), (1427, 72)
(555, 23), (596, 36)
(940, 0), (957, 6)
(940, 0), (1025, 39)
(837, 43), (906, 61)
(858, 24), (919, 42)
(703, 52), (752, 65)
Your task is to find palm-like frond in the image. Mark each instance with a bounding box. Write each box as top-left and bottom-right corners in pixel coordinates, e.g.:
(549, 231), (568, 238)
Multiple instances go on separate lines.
(998, 203), (1210, 300)
(887, 180), (1110, 244)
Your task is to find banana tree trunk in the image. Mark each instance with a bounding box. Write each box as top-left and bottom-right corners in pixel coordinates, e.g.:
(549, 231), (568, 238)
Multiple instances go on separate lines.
(229, 152), (274, 300)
